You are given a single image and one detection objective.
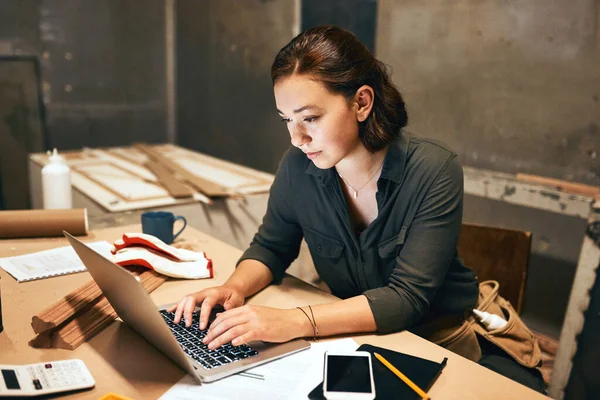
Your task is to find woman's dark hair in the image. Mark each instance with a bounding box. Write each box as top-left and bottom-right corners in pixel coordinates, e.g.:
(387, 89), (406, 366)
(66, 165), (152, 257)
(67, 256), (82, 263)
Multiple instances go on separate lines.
(271, 25), (408, 152)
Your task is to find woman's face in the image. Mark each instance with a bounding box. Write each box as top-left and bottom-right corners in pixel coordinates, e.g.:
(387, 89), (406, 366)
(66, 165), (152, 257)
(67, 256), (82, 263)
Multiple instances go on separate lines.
(274, 74), (362, 169)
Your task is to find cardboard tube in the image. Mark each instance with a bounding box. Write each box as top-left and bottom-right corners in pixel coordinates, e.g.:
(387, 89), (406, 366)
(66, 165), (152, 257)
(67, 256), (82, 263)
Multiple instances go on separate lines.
(0, 209), (88, 238)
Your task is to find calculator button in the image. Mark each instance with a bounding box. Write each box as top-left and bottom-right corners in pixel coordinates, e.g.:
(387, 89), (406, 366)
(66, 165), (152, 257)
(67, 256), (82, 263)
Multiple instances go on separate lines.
(45, 363), (52, 369)
(33, 379), (42, 390)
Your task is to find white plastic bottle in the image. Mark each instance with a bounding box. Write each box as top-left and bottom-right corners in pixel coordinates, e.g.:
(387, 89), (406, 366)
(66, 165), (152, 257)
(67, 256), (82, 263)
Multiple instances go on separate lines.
(42, 148), (73, 209)
(472, 309), (508, 330)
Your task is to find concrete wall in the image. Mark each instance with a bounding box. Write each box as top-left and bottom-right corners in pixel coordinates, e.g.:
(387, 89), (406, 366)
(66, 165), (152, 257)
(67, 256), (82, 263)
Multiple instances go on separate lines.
(0, 0), (296, 166)
(0, 0), (168, 150)
(377, 0), (600, 186)
(376, 0), (600, 336)
(176, 0), (298, 174)
(301, 0), (377, 52)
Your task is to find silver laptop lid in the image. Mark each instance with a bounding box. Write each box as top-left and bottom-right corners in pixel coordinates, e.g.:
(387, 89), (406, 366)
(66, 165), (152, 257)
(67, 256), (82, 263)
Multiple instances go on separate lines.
(63, 231), (200, 382)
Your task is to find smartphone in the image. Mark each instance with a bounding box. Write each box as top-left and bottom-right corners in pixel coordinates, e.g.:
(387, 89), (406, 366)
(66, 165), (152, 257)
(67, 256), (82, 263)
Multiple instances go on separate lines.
(323, 350), (376, 400)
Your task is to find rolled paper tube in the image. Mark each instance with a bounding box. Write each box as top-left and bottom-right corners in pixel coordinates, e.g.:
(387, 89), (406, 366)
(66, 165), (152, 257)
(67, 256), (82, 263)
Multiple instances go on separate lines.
(0, 209), (88, 238)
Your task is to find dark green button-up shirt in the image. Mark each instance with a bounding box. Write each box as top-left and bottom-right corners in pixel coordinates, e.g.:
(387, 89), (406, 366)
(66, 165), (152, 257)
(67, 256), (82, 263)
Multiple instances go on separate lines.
(238, 132), (479, 333)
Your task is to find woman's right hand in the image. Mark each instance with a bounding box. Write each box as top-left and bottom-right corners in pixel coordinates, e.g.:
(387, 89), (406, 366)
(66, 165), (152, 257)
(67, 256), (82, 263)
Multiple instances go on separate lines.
(167, 285), (245, 330)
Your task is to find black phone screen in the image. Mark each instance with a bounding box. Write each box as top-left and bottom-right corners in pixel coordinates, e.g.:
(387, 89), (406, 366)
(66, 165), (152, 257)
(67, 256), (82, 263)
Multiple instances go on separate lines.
(326, 355), (372, 393)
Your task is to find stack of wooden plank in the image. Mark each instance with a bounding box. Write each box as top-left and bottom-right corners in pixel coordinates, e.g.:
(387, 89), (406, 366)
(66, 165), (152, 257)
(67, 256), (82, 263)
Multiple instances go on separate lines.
(29, 266), (167, 350)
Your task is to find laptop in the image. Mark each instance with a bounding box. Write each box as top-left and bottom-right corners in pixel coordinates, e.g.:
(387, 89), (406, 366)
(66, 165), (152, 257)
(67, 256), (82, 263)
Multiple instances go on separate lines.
(64, 232), (311, 383)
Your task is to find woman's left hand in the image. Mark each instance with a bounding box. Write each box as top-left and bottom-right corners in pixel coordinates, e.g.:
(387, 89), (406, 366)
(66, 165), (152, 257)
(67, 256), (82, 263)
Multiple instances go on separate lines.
(203, 305), (304, 349)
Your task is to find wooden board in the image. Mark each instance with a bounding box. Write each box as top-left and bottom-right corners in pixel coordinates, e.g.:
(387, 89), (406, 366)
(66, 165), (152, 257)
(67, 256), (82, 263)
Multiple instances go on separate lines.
(73, 163), (168, 202)
(29, 144), (274, 212)
(152, 144), (274, 195)
(516, 173), (600, 198)
(144, 160), (195, 198)
(135, 144), (231, 197)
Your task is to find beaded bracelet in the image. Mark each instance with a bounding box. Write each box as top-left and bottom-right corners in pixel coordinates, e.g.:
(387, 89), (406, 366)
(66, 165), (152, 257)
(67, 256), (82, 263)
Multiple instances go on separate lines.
(297, 306), (319, 341)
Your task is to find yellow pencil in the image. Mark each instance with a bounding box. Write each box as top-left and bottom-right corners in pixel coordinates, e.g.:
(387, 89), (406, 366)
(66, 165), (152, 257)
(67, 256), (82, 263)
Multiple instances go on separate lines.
(373, 352), (430, 400)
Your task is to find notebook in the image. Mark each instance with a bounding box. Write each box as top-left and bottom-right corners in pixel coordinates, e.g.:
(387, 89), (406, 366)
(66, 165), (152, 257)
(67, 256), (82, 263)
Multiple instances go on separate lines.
(0, 241), (111, 282)
(308, 344), (447, 400)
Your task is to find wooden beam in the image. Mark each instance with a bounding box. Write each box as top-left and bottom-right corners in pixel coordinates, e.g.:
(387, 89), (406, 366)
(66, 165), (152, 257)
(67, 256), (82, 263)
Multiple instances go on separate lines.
(516, 173), (600, 198)
(144, 160), (195, 198)
(136, 144), (230, 197)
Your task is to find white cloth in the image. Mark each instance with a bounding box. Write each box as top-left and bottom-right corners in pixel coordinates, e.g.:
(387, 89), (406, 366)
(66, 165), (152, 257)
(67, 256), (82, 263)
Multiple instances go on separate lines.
(110, 233), (213, 279)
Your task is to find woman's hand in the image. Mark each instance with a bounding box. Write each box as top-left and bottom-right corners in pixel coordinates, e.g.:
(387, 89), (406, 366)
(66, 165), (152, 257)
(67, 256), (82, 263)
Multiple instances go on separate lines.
(202, 305), (307, 349)
(167, 285), (245, 330)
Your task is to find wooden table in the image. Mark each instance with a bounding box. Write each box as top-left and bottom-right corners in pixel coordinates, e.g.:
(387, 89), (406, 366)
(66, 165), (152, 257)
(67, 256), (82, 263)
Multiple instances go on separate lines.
(0, 225), (549, 399)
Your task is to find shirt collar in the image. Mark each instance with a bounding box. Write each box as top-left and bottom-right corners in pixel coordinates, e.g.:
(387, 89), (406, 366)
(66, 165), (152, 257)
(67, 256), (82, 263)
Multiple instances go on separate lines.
(305, 130), (409, 185)
(304, 152), (335, 185)
(380, 131), (409, 184)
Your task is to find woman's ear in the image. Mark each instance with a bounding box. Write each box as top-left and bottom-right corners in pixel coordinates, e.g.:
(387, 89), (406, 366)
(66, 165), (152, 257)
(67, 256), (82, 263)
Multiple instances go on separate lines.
(355, 85), (375, 122)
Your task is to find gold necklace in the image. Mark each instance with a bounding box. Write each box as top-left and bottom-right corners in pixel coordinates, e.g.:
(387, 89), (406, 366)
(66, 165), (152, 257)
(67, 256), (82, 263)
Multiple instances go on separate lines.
(337, 160), (384, 199)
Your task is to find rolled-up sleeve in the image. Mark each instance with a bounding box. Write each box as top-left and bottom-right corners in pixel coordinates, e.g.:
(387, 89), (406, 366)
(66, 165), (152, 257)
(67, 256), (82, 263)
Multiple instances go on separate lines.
(363, 156), (464, 333)
(237, 150), (303, 283)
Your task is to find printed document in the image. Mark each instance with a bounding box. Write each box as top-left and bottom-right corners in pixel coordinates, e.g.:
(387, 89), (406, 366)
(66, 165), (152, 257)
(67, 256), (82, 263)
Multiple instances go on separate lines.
(0, 241), (112, 282)
(159, 338), (358, 400)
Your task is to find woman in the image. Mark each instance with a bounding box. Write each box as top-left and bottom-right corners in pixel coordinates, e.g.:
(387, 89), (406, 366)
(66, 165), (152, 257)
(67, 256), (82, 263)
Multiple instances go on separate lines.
(170, 25), (544, 392)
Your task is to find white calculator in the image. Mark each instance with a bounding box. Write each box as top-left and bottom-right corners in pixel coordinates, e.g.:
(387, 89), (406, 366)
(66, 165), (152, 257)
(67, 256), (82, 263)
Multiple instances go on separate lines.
(0, 359), (95, 397)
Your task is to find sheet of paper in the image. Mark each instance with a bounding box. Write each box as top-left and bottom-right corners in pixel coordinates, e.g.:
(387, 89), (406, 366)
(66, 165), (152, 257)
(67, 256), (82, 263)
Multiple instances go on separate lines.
(158, 338), (358, 400)
(0, 241), (112, 282)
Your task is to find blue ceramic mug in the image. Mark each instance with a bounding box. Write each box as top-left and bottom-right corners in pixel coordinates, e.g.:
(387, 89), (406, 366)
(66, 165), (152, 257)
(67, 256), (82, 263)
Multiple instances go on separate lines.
(141, 211), (187, 245)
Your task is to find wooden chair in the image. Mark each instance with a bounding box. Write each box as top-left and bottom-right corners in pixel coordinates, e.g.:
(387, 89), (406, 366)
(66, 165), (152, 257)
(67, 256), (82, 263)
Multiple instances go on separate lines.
(457, 222), (531, 314)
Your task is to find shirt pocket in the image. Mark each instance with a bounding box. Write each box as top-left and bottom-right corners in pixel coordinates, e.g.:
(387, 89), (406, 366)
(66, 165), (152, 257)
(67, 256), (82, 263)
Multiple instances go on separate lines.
(303, 226), (345, 259)
(378, 226), (408, 258)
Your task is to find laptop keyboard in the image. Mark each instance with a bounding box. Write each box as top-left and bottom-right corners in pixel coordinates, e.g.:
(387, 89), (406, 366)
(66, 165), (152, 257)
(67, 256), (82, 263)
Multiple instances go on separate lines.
(159, 309), (259, 370)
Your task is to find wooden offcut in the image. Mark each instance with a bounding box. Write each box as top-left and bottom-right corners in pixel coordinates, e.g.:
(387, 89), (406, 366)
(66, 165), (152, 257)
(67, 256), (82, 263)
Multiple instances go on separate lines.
(31, 278), (102, 333)
(135, 144), (230, 197)
(144, 160), (195, 198)
(30, 267), (167, 350)
(516, 173), (600, 198)
(73, 162), (168, 202)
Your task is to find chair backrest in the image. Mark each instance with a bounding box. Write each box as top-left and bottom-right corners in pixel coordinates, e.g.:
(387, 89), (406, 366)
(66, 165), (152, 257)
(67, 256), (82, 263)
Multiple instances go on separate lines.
(458, 223), (531, 314)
